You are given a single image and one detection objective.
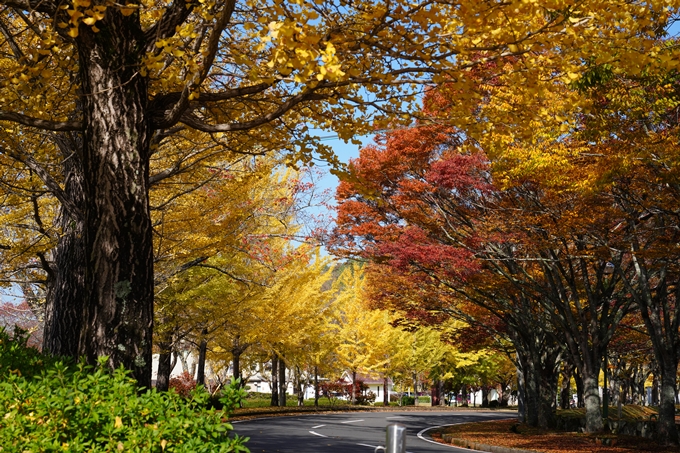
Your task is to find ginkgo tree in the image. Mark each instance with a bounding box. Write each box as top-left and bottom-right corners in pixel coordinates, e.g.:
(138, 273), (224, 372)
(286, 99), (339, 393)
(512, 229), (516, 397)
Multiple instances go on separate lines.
(0, 0), (677, 388)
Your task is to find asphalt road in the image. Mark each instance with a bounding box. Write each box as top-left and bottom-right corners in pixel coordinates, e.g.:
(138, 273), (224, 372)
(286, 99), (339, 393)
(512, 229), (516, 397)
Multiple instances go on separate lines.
(231, 410), (515, 453)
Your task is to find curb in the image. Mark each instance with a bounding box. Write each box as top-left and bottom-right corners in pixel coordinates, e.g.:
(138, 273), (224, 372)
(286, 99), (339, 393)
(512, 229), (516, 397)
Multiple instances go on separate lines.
(441, 435), (542, 453)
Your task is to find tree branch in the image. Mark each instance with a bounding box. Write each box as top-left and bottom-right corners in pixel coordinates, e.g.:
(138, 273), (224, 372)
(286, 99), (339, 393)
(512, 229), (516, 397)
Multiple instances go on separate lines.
(0, 145), (83, 220)
(0, 0), (56, 15)
(151, 0), (239, 129)
(0, 110), (82, 131)
(179, 91), (326, 133)
(144, 0), (197, 52)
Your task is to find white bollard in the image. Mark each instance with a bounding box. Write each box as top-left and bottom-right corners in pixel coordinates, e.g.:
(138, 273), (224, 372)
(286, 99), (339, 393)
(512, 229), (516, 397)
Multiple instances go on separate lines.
(374, 423), (407, 453)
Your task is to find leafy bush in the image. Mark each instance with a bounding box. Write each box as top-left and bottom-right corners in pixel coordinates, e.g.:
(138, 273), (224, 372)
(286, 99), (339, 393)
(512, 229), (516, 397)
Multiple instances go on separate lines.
(168, 371), (197, 398)
(400, 396), (415, 406)
(0, 328), (249, 452)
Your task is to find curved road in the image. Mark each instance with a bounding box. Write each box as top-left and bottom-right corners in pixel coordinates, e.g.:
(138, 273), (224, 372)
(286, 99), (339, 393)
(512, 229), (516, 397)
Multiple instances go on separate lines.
(232, 410), (514, 452)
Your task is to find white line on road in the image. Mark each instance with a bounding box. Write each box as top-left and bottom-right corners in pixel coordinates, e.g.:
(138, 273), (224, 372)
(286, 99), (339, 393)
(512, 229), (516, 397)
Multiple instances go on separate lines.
(416, 423), (488, 452)
(341, 419), (365, 424)
(309, 431), (328, 438)
(311, 424), (326, 429)
(356, 443), (377, 448)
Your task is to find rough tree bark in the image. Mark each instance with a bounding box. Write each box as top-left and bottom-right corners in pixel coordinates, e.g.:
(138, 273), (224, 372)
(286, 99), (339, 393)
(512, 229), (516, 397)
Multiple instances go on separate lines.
(74, 17), (154, 389)
(43, 134), (86, 358)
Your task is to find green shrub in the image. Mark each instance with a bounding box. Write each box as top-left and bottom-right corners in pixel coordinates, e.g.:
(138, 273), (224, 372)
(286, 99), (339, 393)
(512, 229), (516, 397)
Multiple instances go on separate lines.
(0, 328), (249, 452)
(400, 396), (415, 406)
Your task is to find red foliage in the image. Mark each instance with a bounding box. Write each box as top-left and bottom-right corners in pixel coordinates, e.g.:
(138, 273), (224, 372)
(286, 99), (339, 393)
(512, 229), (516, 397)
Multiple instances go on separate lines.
(169, 371), (197, 398)
(320, 379), (375, 405)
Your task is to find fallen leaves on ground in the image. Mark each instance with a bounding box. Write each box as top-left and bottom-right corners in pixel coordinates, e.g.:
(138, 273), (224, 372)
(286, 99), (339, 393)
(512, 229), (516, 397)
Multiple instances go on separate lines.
(432, 419), (680, 453)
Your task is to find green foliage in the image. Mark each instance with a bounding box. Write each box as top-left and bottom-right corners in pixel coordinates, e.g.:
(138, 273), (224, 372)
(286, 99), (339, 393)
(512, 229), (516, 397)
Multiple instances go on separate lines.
(0, 328), (249, 453)
(400, 396), (415, 406)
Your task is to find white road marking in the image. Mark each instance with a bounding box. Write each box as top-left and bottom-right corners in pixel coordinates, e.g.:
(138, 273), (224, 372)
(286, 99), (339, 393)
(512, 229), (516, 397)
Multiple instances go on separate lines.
(416, 423), (488, 452)
(385, 416), (406, 420)
(309, 430), (328, 438)
(341, 419), (365, 424)
(356, 443), (377, 448)
(311, 424), (326, 429)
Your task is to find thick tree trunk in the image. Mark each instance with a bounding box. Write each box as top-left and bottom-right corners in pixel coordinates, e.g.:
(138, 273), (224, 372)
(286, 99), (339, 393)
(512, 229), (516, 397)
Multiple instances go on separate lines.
(43, 137), (85, 358)
(278, 355), (287, 406)
(76, 20), (154, 389)
(270, 353), (279, 406)
(517, 365), (526, 422)
(582, 371), (604, 432)
(657, 362), (679, 444)
(523, 357), (540, 427)
(538, 364), (559, 429)
(352, 370), (357, 405)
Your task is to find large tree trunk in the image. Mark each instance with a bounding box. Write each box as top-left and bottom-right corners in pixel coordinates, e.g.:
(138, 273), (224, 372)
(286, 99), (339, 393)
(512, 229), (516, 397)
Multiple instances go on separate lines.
(521, 353), (540, 427)
(516, 363), (526, 422)
(538, 362), (559, 429)
(75, 18), (154, 389)
(43, 135), (85, 357)
(582, 370), (604, 432)
(658, 363), (678, 445)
